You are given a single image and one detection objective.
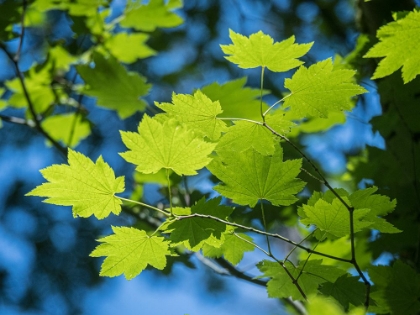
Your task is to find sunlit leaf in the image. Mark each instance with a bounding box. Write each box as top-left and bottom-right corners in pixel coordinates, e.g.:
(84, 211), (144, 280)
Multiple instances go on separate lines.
(26, 149), (125, 219)
(90, 226), (170, 280)
(105, 33), (156, 63)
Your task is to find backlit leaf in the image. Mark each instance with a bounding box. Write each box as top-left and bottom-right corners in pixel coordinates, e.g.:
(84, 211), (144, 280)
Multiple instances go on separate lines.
(364, 9), (420, 83)
(26, 149), (125, 219)
(208, 145), (305, 207)
(105, 33), (156, 63)
(156, 90), (227, 141)
(221, 30), (312, 72)
(283, 59), (367, 118)
(90, 226), (170, 280)
(120, 115), (216, 175)
(76, 52), (151, 119)
(120, 0), (183, 32)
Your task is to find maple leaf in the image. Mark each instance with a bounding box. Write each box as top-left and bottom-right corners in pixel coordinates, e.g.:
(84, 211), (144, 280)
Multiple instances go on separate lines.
(120, 0), (183, 32)
(221, 30), (312, 72)
(41, 113), (90, 147)
(201, 77), (269, 120)
(300, 198), (372, 238)
(26, 149), (125, 219)
(156, 90), (227, 141)
(208, 146), (305, 207)
(90, 226), (170, 280)
(202, 231), (254, 265)
(105, 33), (156, 63)
(369, 260), (420, 315)
(257, 260), (346, 301)
(283, 58), (367, 118)
(215, 121), (276, 156)
(120, 115), (216, 175)
(165, 198), (233, 251)
(364, 10), (420, 83)
(320, 275), (366, 310)
(76, 52), (151, 119)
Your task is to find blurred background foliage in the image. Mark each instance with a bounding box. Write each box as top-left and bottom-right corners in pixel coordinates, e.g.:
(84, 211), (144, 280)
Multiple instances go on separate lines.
(0, 0), (419, 314)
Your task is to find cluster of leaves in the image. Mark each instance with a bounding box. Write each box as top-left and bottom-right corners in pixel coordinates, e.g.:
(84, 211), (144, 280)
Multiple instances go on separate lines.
(2, 0), (420, 314)
(27, 20), (420, 313)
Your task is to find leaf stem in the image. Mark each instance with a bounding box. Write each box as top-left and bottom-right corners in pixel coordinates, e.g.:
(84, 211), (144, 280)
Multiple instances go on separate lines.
(260, 201), (273, 255)
(263, 93), (292, 116)
(167, 169), (173, 216)
(217, 117), (263, 125)
(116, 196), (170, 216)
(260, 66), (265, 122)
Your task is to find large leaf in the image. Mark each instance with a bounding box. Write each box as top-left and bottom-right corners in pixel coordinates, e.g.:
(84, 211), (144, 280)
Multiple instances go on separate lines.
(320, 275), (366, 309)
(120, 115), (216, 175)
(90, 227), (170, 280)
(76, 52), (151, 119)
(221, 30), (312, 72)
(165, 198), (233, 251)
(283, 59), (367, 118)
(208, 146), (305, 207)
(120, 0), (183, 31)
(300, 198), (372, 238)
(156, 90), (227, 141)
(364, 10), (420, 83)
(26, 149), (125, 219)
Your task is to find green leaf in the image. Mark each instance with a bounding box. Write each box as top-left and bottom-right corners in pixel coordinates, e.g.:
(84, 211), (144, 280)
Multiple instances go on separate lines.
(216, 121), (275, 156)
(0, 0), (22, 39)
(0, 88), (7, 110)
(120, 0), (183, 32)
(201, 77), (269, 120)
(300, 198), (372, 238)
(208, 146), (305, 207)
(369, 260), (420, 315)
(202, 232), (254, 265)
(364, 9), (420, 83)
(41, 113), (90, 148)
(320, 275), (366, 309)
(120, 115), (216, 175)
(156, 90), (227, 141)
(26, 149), (125, 219)
(165, 198), (233, 251)
(307, 296), (366, 315)
(31, 0), (107, 16)
(258, 260), (346, 301)
(221, 30), (312, 72)
(76, 52), (151, 119)
(349, 187), (400, 234)
(90, 226), (170, 280)
(283, 59), (367, 118)
(105, 33), (156, 63)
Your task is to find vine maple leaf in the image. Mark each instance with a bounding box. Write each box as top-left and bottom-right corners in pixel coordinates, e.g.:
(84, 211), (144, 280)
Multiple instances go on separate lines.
(284, 58), (367, 118)
(221, 30), (312, 72)
(364, 10), (420, 83)
(208, 146), (305, 207)
(120, 115), (216, 175)
(90, 227), (170, 280)
(156, 90), (227, 141)
(26, 149), (125, 219)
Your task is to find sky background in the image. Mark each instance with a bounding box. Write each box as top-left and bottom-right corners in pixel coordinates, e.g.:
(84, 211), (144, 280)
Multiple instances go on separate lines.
(0, 0), (390, 314)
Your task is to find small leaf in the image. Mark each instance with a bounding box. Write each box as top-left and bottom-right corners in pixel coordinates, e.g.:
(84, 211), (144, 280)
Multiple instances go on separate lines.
(41, 113), (90, 148)
(156, 90), (227, 141)
(105, 33), (156, 63)
(165, 198), (233, 251)
(208, 146), (305, 207)
(90, 226), (170, 280)
(221, 30), (313, 72)
(202, 232), (254, 265)
(120, 0), (183, 32)
(201, 77), (269, 120)
(120, 115), (216, 175)
(284, 58), (367, 118)
(76, 52), (151, 119)
(26, 149), (125, 219)
(364, 9), (420, 83)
